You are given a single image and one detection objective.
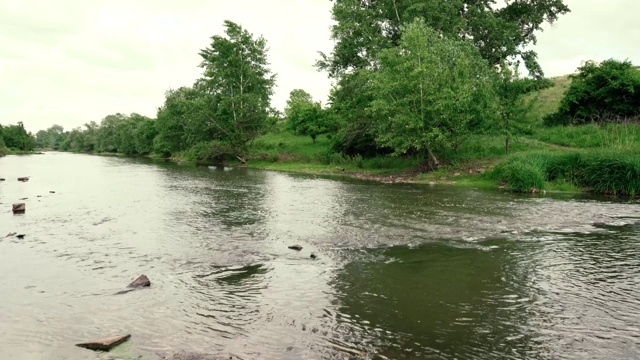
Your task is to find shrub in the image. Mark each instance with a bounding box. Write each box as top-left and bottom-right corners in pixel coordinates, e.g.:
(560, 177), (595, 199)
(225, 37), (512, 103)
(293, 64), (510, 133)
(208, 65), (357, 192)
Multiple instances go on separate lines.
(491, 150), (640, 195)
(545, 59), (640, 126)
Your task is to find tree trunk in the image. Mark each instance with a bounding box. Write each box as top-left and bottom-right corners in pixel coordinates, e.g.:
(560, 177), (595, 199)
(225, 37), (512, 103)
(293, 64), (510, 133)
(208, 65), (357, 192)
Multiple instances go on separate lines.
(235, 155), (247, 164)
(426, 147), (439, 170)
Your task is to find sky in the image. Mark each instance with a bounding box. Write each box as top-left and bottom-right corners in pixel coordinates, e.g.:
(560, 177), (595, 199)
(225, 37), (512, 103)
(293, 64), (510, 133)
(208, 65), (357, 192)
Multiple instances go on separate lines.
(1, 0), (639, 133)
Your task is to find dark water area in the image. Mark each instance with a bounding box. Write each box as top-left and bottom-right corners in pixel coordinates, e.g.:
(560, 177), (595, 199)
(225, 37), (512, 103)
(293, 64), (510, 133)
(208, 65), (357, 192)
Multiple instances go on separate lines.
(1, 152), (639, 359)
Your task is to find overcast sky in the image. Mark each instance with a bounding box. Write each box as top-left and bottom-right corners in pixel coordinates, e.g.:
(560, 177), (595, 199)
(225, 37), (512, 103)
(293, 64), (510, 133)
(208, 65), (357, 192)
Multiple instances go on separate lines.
(1, 0), (638, 133)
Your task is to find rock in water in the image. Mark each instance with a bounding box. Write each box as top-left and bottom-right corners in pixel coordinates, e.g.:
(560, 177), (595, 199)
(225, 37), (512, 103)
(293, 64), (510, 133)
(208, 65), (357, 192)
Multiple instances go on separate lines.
(16, 234), (25, 239)
(76, 334), (131, 351)
(12, 203), (25, 214)
(128, 275), (151, 288)
(310, 253), (317, 259)
(0, 178), (5, 181)
(17, 177), (29, 182)
(5, 232), (16, 237)
(288, 245), (303, 251)
(49, 191), (55, 193)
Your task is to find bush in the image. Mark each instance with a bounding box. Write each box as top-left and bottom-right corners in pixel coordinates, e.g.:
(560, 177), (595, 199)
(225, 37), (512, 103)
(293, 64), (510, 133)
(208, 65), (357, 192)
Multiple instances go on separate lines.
(545, 59), (640, 126)
(183, 141), (234, 163)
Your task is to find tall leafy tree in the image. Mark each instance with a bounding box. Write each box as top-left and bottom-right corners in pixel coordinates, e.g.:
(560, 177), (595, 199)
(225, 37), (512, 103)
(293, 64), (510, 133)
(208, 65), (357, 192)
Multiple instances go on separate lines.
(1, 122), (36, 151)
(319, 0), (570, 78)
(285, 89), (332, 143)
(198, 20), (275, 162)
(369, 19), (497, 167)
(319, 0), (570, 157)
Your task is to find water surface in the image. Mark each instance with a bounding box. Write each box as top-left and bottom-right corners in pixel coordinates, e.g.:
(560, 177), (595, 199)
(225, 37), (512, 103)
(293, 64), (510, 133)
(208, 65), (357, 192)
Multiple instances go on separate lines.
(1, 153), (639, 359)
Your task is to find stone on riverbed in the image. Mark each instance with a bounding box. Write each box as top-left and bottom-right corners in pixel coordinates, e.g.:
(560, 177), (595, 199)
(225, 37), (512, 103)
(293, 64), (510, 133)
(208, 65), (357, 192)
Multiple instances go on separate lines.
(128, 274), (151, 288)
(288, 244), (303, 251)
(12, 203), (25, 214)
(75, 334), (131, 351)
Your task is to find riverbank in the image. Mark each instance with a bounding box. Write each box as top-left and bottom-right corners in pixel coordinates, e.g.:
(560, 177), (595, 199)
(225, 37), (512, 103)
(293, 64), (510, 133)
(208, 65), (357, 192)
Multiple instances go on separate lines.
(243, 127), (639, 196)
(20, 122), (638, 196)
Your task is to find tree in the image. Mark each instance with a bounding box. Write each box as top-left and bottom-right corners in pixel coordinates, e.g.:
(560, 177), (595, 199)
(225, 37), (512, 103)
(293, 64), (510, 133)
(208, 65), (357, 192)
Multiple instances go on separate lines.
(319, 0), (570, 157)
(496, 66), (553, 154)
(1, 122), (35, 151)
(369, 19), (497, 167)
(95, 113), (127, 152)
(285, 89), (332, 143)
(198, 20), (275, 162)
(545, 59), (640, 125)
(319, 0), (570, 78)
(35, 124), (65, 149)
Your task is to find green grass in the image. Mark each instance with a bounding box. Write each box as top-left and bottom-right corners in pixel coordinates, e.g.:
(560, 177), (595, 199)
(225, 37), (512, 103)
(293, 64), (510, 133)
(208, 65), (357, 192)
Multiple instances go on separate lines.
(531, 123), (640, 149)
(525, 75), (572, 123)
(249, 131), (421, 174)
(489, 150), (640, 195)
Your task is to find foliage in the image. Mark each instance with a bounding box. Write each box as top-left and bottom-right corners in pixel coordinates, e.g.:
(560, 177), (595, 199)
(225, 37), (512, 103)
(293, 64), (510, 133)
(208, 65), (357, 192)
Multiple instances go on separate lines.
(495, 66), (554, 154)
(0, 122), (36, 151)
(284, 89), (333, 143)
(35, 124), (65, 149)
(368, 19), (497, 167)
(319, 0), (570, 78)
(319, 0), (570, 157)
(545, 59), (640, 125)
(198, 20), (276, 160)
(328, 70), (388, 157)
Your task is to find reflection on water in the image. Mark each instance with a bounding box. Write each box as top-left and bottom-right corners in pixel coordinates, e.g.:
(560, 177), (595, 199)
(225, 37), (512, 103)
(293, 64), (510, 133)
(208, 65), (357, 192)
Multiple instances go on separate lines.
(0, 153), (639, 359)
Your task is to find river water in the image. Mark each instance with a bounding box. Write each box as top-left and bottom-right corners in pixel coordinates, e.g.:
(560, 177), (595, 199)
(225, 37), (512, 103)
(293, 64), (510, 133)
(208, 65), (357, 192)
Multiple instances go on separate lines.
(1, 152), (639, 360)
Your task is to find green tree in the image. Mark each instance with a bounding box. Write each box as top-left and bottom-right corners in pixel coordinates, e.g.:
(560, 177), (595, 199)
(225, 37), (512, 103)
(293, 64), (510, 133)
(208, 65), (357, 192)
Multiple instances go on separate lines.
(95, 113), (127, 152)
(369, 19), (497, 167)
(496, 66), (553, 154)
(1, 122), (35, 151)
(35, 124), (65, 149)
(319, 0), (570, 156)
(545, 59), (640, 125)
(198, 20), (276, 162)
(285, 89), (332, 143)
(154, 86), (209, 156)
(319, 0), (570, 78)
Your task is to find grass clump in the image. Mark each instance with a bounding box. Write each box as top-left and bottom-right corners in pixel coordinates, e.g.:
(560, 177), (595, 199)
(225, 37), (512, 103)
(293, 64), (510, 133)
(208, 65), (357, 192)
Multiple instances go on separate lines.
(490, 150), (640, 195)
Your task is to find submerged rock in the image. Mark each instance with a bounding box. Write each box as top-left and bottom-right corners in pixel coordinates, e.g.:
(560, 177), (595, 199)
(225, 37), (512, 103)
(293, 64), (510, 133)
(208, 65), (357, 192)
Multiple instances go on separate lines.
(76, 334), (131, 351)
(49, 191), (55, 193)
(5, 232), (16, 237)
(128, 274), (151, 288)
(114, 275), (151, 295)
(17, 177), (29, 182)
(288, 245), (303, 251)
(0, 178), (5, 181)
(310, 253), (317, 259)
(12, 203), (25, 214)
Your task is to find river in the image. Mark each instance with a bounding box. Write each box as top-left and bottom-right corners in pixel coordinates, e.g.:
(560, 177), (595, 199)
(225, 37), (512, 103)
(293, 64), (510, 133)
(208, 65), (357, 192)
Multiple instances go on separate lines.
(1, 152), (639, 360)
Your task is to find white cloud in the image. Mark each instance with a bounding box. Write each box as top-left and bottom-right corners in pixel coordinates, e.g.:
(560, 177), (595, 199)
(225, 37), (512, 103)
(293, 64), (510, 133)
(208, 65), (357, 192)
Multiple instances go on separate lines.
(0, 0), (638, 132)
